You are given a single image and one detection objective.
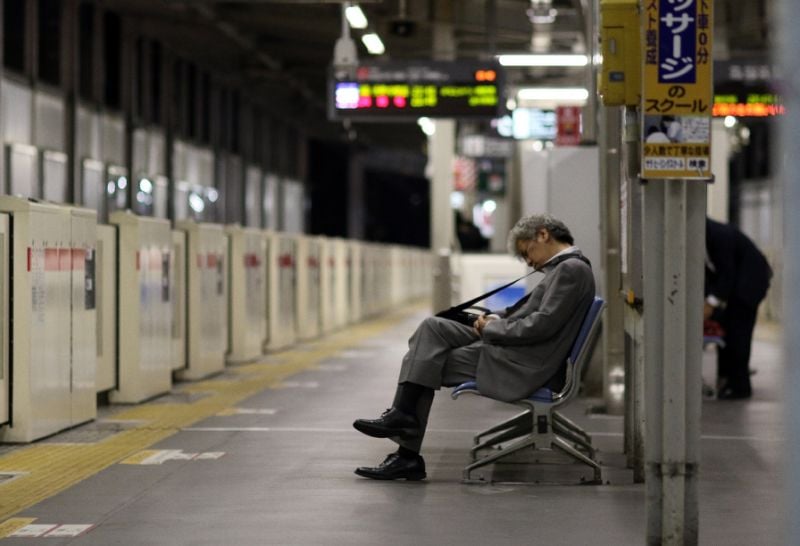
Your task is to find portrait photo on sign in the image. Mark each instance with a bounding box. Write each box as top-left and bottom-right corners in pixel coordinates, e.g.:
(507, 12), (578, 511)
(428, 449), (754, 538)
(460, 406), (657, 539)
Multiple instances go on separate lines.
(644, 115), (710, 144)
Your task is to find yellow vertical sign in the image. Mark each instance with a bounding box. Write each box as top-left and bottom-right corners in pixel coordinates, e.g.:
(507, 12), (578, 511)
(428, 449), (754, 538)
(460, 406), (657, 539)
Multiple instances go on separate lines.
(641, 0), (713, 179)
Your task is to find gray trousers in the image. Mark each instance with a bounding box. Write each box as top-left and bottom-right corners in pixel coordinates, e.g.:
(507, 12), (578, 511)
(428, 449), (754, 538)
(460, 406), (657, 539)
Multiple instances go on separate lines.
(393, 316), (482, 452)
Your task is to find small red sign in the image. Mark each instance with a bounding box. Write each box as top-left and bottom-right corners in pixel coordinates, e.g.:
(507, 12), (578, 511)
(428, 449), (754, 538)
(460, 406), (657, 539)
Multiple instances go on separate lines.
(556, 106), (582, 146)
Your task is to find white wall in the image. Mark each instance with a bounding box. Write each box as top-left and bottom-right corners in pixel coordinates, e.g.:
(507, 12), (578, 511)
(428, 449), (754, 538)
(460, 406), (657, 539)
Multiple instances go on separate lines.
(708, 118), (730, 222)
(519, 145), (604, 295)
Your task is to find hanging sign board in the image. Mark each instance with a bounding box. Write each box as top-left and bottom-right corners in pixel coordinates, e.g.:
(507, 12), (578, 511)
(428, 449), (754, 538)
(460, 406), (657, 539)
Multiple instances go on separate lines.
(329, 61), (503, 121)
(641, 0), (713, 180)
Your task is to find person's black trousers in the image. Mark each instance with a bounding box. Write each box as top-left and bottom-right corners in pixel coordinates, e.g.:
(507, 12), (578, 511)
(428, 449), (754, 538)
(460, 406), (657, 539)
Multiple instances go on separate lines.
(718, 301), (759, 396)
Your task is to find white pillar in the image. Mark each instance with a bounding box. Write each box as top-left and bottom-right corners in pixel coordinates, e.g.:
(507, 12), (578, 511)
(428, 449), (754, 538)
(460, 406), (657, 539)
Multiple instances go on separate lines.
(777, 0), (800, 541)
(643, 180), (705, 545)
(708, 118), (730, 222)
(428, 120), (455, 253)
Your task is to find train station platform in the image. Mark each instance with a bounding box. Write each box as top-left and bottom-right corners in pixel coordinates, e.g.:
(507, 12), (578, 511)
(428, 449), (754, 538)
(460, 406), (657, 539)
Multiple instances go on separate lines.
(0, 304), (785, 545)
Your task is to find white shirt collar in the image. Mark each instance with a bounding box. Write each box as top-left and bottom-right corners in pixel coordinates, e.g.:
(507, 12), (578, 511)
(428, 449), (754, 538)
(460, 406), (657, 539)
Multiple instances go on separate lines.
(539, 245), (580, 270)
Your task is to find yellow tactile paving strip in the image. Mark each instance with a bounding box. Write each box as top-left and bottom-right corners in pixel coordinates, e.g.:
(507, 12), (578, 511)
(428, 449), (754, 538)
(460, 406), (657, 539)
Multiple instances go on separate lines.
(0, 305), (420, 533)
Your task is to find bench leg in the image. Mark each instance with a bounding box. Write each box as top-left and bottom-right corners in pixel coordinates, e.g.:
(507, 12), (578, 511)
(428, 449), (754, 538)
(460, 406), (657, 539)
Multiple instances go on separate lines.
(463, 434), (541, 482)
(552, 411), (592, 443)
(470, 423), (532, 461)
(552, 424), (595, 457)
(473, 410), (531, 446)
(551, 436), (602, 484)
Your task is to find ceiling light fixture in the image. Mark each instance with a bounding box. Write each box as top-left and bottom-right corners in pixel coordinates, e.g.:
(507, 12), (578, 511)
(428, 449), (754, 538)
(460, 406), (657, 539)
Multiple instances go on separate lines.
(361, 33), (385, 55)
(497, 54), (588, 67)
(417, 117), (436, 136)
(517, 87), (590, 101)
(345, 5), (368, 29)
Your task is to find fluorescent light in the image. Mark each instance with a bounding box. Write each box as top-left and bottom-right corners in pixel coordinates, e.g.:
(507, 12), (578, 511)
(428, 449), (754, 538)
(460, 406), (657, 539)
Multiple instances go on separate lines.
(497, 54), (588, 67)
(517, 87), (589, 101)
(345, 5), (368, 29)
(361, 33), (385, 55)
(417, 117), (435, 136)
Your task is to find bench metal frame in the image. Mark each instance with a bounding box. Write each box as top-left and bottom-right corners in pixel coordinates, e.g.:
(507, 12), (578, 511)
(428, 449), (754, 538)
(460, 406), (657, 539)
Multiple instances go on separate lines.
(451, 297), (606, 484)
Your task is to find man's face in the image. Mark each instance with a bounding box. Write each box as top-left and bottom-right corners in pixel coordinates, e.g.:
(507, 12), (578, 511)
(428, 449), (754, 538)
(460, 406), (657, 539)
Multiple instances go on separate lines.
(516, 230), (548, 268)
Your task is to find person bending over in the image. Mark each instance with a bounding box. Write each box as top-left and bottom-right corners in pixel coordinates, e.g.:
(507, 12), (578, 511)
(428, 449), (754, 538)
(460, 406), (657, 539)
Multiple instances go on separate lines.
(353, 214), (595, 481)
(704, 217), (772, 399)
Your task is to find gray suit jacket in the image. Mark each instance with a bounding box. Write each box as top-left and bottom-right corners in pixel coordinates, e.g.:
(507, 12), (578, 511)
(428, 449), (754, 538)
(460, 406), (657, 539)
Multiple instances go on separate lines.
(475, 251), (595, 402)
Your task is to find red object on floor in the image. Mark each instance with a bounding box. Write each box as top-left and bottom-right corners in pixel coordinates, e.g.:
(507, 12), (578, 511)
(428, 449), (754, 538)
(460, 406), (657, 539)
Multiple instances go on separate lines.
(704, 319), (726, 338)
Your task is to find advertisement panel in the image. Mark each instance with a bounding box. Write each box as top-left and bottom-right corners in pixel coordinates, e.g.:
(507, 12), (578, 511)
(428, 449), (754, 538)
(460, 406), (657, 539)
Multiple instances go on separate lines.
(641, 0), (713, 179)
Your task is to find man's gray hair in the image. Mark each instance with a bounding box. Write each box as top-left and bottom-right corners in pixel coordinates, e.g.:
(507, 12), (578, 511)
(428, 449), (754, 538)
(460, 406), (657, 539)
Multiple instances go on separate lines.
(507, 214), (574, 257)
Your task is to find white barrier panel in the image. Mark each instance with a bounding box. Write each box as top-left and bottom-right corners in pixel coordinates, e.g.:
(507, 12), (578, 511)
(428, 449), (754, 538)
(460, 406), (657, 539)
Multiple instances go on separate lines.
(109, 212), (173, 403)
(170, 230), (187, 372)
(70, 207), (97, 423)
(390, 247), (407, 305)
(321, 238), (349, 332)
(226, 225), (268, 363)
(417, 250), (433, 298)
(176, 221), (228, 380)
(377, 245), (392, 313)
(0, 214), (8, 426)
(319, 238), (333, 333)
(95, 225), (116, 392)
(332, 239), (349, 328)
(267, 232), (297, 350)
(360, 244), (375, 318)
(348, 242), (362, 323)
(0, 197), (92, 442)
(296, 236), (322, 341)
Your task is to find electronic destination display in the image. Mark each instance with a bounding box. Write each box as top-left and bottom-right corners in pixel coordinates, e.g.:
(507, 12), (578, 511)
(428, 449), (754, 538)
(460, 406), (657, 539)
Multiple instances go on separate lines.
(329, 61), (503, 120)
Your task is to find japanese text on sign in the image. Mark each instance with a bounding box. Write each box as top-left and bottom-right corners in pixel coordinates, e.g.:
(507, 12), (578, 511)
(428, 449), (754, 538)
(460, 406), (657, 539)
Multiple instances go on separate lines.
(643, 0), (712, 116)
(330, 61), (503, 120)
(642, 0), (713, 179)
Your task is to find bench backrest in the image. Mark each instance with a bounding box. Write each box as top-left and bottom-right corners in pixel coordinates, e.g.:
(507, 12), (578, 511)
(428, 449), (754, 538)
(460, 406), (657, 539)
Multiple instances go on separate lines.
(553, 296), (605, 404)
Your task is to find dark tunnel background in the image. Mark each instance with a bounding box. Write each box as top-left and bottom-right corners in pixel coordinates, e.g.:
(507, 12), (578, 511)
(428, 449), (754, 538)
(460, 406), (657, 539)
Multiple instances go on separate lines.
(308, 139), (430, 247)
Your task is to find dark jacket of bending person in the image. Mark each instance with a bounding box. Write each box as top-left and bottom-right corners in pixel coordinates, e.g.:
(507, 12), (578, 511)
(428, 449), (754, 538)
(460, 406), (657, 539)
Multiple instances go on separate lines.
(353, 213), (595, 481)
(705, 217), (772, 399)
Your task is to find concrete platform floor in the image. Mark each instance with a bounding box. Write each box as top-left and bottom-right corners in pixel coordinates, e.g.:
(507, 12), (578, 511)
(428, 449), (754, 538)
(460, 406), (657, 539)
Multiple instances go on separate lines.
(0, 306), (786, 544)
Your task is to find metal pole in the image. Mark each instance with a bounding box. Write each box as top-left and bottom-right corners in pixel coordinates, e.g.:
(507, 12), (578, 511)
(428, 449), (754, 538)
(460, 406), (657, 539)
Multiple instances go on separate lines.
(643, 181), (665, 543)
(622, 106), (646, 482)
(582, 0), (599, 143)
(777, 0), (800, 541)
(685, 180), (705, 545)
(660, 181), (688, 541)
(599, 105), (625, 414)
(643, 179), (704, 544)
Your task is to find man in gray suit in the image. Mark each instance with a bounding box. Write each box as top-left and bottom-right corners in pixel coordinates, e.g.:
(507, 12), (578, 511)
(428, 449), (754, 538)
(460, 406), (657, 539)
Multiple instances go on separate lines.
(353, 214), (595, 481)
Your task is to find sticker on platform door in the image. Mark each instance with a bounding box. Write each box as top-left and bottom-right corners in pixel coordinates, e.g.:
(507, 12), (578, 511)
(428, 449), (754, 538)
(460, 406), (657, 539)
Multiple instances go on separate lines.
(84, 248), (96, 310)
(216, 254), (224, 295)
(162, 251), (171, 302)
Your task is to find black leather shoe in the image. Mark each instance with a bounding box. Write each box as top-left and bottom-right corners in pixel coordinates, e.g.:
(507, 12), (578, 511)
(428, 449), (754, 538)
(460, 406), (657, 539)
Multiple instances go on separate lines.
(353, 408), (421, 439)
(354, 452), (426, 481)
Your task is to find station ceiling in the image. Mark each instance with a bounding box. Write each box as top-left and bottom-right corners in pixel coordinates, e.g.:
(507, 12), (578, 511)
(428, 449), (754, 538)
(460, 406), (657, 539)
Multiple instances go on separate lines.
(104, 0), (770, 154)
